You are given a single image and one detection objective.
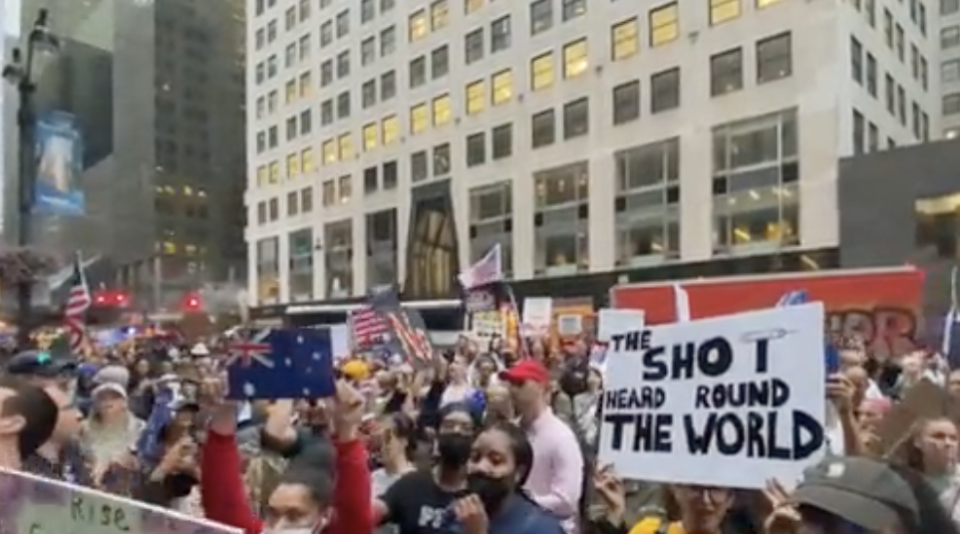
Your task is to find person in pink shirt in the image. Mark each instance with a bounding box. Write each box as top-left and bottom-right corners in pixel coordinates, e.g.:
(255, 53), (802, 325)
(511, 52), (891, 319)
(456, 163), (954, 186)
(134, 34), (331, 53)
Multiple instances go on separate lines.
(500, 360), (584, 534)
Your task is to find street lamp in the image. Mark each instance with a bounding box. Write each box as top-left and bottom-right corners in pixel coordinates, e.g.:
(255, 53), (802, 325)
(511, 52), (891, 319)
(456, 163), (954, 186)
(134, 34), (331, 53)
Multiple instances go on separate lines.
(3, 9), (60, 345)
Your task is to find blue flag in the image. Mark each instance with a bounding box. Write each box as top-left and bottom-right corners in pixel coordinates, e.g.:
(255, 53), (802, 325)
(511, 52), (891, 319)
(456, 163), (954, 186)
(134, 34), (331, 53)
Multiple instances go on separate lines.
(226, 328), (336, 400)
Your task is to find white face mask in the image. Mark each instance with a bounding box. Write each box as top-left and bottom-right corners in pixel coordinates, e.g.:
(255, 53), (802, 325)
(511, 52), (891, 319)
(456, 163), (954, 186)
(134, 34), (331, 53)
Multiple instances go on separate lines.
(267, 517), (327, 534)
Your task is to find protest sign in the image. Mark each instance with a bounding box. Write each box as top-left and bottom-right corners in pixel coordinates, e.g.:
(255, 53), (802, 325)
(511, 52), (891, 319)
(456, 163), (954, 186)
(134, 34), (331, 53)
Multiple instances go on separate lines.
(594, 309), (645, 373)
(597, 303), (826, 489)
(0, 466), (240, 534)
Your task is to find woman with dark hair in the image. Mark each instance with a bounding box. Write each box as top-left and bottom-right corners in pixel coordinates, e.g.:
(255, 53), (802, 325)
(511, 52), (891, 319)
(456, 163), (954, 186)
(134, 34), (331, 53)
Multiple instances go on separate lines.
(371, 412), (418, 534)
(458, 421), (564, 534)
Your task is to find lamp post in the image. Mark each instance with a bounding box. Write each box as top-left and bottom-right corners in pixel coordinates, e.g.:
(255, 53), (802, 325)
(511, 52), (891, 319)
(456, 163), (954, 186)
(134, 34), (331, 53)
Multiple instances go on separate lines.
(3, 9), (60, 345)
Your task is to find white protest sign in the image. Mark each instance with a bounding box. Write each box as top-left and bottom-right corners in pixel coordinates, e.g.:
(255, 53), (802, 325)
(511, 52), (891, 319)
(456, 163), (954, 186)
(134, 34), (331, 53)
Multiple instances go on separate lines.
(595, 309), (645, 374)
(0, 466), (241, 534)
(521, 297), (553, 337)
(598, 303), (826, 489)
(330, 323), (350, 361)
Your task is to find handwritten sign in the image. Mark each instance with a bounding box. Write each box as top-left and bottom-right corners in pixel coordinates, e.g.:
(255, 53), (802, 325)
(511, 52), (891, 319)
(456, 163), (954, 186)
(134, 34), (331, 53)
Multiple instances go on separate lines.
(597, 304), (826, 489)
(0, 467), (240, 534)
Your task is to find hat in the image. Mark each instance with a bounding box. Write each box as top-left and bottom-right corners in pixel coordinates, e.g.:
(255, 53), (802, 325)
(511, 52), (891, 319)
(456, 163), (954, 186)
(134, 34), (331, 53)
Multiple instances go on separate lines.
(91, 382), (128, 400)
(341, 360), (369, 381)
(6, 350), (76, 378)
(499, 360), (550, 384)
(792, 456), (920, 531)
(190, 343), (210, 357)
(93, 365), (130, 389)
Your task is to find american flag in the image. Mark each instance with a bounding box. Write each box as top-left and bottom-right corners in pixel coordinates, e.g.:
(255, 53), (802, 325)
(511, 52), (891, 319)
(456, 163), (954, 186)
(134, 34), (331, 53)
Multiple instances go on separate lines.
(458, 243), (503, 290)
(64, 253), (91, 351)
(350, 305), (389, 347)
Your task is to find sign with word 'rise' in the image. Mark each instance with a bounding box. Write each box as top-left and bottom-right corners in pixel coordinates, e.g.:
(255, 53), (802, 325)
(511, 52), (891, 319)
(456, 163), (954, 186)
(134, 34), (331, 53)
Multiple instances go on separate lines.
(0, 466), (240, 534)
(597, 303), (826, 489)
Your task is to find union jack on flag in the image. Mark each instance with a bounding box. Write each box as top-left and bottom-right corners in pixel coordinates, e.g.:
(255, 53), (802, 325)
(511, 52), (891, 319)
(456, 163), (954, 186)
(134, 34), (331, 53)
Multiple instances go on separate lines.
(458, 243), (503, 290)
(226, 328), (336, 400)
(227, 328), (275, 368)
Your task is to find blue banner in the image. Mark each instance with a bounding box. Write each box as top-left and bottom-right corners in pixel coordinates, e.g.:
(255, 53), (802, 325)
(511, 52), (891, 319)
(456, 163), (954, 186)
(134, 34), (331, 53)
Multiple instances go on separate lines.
(33, 110), (84, 215)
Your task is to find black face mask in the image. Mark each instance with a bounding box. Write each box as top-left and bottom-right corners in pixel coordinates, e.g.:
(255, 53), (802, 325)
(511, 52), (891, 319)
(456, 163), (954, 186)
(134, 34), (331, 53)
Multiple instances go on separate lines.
(467, 472), (513, 511)
(436, 433), (472, 467)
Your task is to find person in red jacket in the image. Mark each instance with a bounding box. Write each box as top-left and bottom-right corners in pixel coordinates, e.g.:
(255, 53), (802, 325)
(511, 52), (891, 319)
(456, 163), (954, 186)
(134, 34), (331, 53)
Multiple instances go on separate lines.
(200, 381), (373, 534)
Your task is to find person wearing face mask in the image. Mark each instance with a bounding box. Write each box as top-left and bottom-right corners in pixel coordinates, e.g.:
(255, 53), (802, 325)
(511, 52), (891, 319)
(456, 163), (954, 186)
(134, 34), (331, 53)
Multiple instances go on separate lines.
(456, 421), (564, 534)
(0, 376), (58, 470)
(201, 380), (372, 534)
(373, 403), (480, 534)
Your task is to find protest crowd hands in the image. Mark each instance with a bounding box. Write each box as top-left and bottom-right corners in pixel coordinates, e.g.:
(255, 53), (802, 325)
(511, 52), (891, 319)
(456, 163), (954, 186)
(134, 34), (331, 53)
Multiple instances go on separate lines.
(452, 494), (489, 534)
(592, 464), (627, 525)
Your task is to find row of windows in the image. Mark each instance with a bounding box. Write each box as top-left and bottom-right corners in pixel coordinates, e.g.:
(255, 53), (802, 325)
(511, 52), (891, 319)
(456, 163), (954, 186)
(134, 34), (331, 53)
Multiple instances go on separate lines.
(851, 109), (909, 155)
(849, 37), (931, 140)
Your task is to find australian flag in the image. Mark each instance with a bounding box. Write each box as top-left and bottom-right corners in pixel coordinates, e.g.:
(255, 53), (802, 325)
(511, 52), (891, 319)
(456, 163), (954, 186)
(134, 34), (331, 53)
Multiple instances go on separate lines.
(226, 328), (336, 400)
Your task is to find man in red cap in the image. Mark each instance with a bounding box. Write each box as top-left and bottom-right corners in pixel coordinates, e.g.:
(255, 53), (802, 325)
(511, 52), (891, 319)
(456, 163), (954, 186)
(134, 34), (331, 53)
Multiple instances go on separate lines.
(500, 360), (584, 533)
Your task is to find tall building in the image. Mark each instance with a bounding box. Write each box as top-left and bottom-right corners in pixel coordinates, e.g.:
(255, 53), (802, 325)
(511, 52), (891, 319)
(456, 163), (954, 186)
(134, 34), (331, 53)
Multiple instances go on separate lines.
(4, 0), (247, 309)
(245, 0), (937, 309)
(942, 0), (960, 138)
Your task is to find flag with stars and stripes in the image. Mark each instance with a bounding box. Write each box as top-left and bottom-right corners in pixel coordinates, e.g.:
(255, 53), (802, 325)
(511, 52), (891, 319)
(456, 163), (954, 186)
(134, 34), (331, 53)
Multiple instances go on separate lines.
(64, 252), (91, 352)
(225, 328), (336, 400)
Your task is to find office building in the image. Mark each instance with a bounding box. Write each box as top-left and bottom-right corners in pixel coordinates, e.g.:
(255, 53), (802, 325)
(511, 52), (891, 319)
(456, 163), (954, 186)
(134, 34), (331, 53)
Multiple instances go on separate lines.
(246, 0), (937, 310)
(942, 0), (960, 137)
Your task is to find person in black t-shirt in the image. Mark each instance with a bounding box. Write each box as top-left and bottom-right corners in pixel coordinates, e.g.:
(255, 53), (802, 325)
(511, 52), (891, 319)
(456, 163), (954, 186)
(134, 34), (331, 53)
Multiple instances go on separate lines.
(374, 402), (479, 534)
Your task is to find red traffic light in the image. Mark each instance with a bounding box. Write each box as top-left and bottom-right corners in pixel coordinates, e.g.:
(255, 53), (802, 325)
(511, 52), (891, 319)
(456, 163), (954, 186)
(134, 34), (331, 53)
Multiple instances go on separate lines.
(183, 293), (202, 311)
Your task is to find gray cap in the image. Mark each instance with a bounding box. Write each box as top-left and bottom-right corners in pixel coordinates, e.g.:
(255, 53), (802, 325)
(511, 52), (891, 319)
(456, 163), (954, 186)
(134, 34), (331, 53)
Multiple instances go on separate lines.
(792, 456), (919, 531)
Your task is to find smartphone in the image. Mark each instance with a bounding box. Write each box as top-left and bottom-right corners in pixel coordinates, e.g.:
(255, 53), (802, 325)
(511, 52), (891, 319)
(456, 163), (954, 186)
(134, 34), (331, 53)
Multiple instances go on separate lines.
(824, 344), (840, 376)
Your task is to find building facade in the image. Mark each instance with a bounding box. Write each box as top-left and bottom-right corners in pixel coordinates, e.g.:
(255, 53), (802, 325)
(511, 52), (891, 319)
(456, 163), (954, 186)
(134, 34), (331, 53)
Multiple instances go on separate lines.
(245, 0), (937, 308)
(942, 0), (960, 138)
(3, 0), (246, 310)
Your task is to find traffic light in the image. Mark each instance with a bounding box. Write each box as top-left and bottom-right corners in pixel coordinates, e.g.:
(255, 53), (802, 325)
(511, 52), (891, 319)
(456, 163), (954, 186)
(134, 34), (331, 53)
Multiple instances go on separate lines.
(183, 292), (202, 311)
(93, 290), (129, 307)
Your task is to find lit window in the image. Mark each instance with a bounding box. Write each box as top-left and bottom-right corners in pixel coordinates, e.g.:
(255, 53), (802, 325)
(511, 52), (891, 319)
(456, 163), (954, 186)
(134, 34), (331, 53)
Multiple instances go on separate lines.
(382, 115), (400, 144)
(163, 241), (176, 254)
(299, 71), (312, 96)
(466, 80), (485, 114)
(338, 133), (354, 160)
(756, 0), (782, 7)
(338, 175), (352, 204)
(322, 139), (337, 163)
(431, 0), (448, 30)
(257, 165), (268, 186)
(286, 152), (301, 178)
(649, 3), (679, 46)
(562, 39), (588, 78)
(409, 10), (428, 41)
(285, 79), (297, 102)
(302, 147), (315, 173)
(466, 0), (483, 13)
(611, 19), (639, 60)
(491, 69), (513, 105)
(530, 53), (554, 90)
(363, 123), (378, 150)
(269, 161), (281, 183)
(433, 94), (452, 126)
(710, 0), (741, 25)
(410, 103), (429, 134)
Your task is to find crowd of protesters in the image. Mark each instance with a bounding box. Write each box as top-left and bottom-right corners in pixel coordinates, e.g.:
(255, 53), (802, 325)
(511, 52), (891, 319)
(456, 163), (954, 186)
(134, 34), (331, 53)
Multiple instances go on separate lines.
(0, 328), (958, 534)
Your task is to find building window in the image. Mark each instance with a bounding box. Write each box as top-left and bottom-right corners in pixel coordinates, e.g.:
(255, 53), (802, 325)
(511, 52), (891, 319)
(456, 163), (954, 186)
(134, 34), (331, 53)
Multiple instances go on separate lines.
(381, 70), (397, 100)
(615, 138), (681, 265)
(611, 19), (639, 61)
(712, 109), (800, 254)
(410, 56), (427, 88)
(866, 53), (877, 97)
(532, 109), (556, 148)
(322, 139), (337, 164)
(301, 187), (314, 212)
(269, 161), (280, 183)
(466, 0), (483, 13)
(470, 182), (513, 275)
(366, 209), (399, 288)
(465, 28), (484, 63)
(895, 24), (905, 61)
(531, 53), (554, 90)
(410, 103), (429, 134)
(338, 133), (354, 160)
(943, 59), (960, 82)
(563, 98), (589, 139)
(287, 152), (301, 179)
(852, 109), (865, 155)
(338, 175), (352, 204)
(433, 94), (452, 126)
(361, 37), (376, 66)
(942, 25), (960, 48)
(432, 45), (449, 78)
(944, 93), (960, 115)
(381, 26), (397, 55)
(534, 162), (589, 276)
(492, 123), (513, 159)
(324, 220), (353, 298)
(613, 80), (641, 125)
(383, 160), (398, 189)
(434, 143), (451, 175)
(491, 69), (513, 105)
(322, 180), (336, 206)
(256, 237), (280, 304)
(850, 37), (863, 84)
(336, 10), (350, 37)
(361, 0), (375, 23)
(530, 0), (553, 34)
(337, 91), (351, 118)
(431, 0), (448, 30)
(363, 123), (378, 150)
(710, 48), (743, 96)
(562, 38), (588, 78)
(288, 229), (314, 301)
(649, 3), (679, 47)
(364, 167), (378, 194)
(562, 0), (586, 21)
(362, 80), (377, 109)
(710, 0), (741, 25)
(491, 16), (511, 52)
(336, 50), (350, 78)
(651, 67), (680, 112)
(409, 9), (428, 41)
(466, 80), (485, 114)
(382, 115), (400, 144)
(945, 0), (960, 14)
(411, 150), (429, 182)
(302, 147), (315, 173)
(867, 122), (879, 152)
(467, 132), (486, 166)
(288, 191), (300, 216)
(756, 32), (792, 83)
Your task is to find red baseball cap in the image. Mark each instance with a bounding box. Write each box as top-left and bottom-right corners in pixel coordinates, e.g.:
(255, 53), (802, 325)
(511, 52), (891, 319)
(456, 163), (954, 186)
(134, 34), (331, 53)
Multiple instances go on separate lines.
(499, 359), (550, 384)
